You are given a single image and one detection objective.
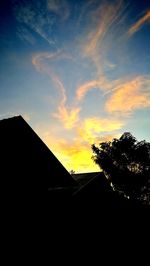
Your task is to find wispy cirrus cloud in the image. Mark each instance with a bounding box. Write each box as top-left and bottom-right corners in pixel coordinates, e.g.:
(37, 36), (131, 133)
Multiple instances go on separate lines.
(128, 9), (150, 36)
(83, 0), (124, 58)
(32, 51), (67, 104)
(13, 0), (56, 45)
(76, 80), (100, 101)
(32, 51), (80, 129)
(105, 76), (150, 114)
(29, 1), (149, 173)
(76, 77), (114, 101)
(76, 0), (127, 101)
(17, 26), (36, 45)
(47, 0), (70, 21)
(32, 1), (147, 131)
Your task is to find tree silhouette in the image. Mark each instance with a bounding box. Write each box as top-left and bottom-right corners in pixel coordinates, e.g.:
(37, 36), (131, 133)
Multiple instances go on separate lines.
(92, 132), (150, 204)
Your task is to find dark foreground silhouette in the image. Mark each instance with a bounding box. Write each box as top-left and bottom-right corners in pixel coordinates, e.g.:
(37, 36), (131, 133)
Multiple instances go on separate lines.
(92, 132), (150, 204)
(1, 116), (149, 210)
(0, 116), (149, 257)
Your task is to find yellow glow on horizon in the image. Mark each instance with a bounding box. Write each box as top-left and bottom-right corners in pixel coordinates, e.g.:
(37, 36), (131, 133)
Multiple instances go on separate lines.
(43, 135), (99, 173)
(41, 123), (120, 173)
(78, 117), (123, 143)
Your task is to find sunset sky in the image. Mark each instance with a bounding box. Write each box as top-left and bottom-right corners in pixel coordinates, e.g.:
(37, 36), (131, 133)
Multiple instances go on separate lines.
(0, 0), (150, 173)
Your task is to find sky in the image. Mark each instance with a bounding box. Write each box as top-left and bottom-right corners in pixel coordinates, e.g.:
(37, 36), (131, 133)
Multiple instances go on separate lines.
(0, 0), (150, 173)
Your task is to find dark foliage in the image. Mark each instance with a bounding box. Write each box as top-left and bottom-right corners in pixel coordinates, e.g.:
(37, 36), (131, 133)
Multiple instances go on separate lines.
(92, 132), (150, 204)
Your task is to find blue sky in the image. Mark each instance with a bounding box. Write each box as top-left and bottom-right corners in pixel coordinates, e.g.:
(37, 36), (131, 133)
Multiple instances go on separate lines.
(0, 0), (150, 172)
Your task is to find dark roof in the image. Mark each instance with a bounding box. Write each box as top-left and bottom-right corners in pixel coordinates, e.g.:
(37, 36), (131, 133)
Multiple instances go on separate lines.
(73, 172), (110, 196)
(0, 116), (76, 190)
(72, 172), (101, 186)
(72, 172), (131, 211)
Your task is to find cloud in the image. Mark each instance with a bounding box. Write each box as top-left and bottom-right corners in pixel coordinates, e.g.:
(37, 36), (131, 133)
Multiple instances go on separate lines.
(56, 140), (97, 173)
(105, 61), (116, 69)
(83, 0), (124, 57)
(77, 117), (124, 143)
(128, 9), (150, 36)
(13, 0), (55, 45)
(43, 133), (99, 173)
(76, 80), (100, 101)
(32, 51), (80, 129)
(42, 124), (121, 173)
(47, 0), (70, 21)
(30, 2), (149, 134)
(17, 26), (36, 45)
(32, 52), (67, 103)
(76, 77), (116, 101)
(76, 0), (126, 101)
(53, 106), (80, 129)
(76, 0), (96, 27)
(106, 76), (150, 114)
(32, 51), (59, 67)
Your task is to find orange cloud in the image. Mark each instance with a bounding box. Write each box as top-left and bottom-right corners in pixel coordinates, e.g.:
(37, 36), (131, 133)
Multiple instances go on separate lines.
(32, 52), (60, 67)
(77, 117), (123, 143)
(77, 1), (124, 100)
(32, 52), (81, 129)
(76, 80), (100, 100)
(53, 105), (80, 129)
(83, 0), (123, 57)
(76, 77), (115, 101)
(32, 52), (69, 105)
(106, 76), (150, 114)
(128, 10), (150, 36)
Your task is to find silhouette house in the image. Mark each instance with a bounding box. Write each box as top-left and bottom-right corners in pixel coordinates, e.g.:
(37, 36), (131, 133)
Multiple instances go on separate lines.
(1, 116), (148, 255)
(1, 115), (147, 216)
(0, 116), (76, 200)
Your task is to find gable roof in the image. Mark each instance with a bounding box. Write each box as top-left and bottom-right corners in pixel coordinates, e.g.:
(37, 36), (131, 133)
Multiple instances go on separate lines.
(72, 172), (130, 210)
(72, 172), (101, 186)
(0, 116), (76, 189)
